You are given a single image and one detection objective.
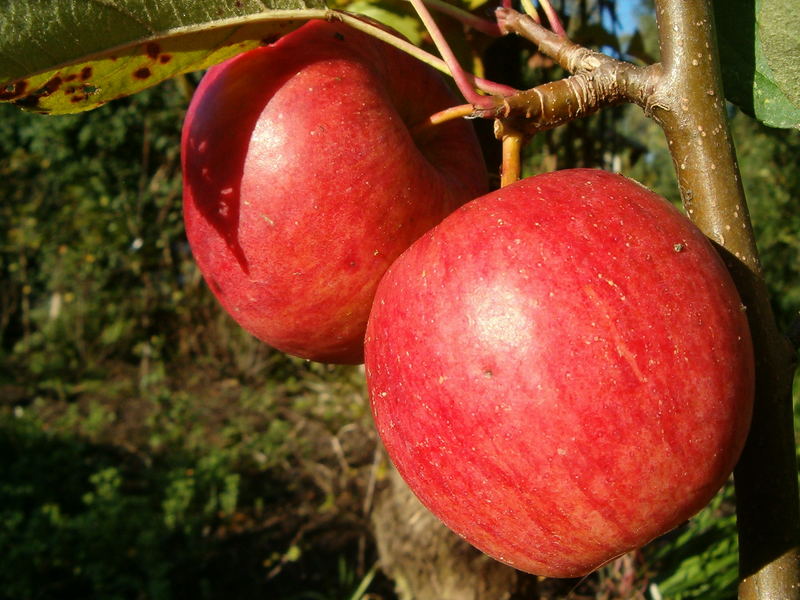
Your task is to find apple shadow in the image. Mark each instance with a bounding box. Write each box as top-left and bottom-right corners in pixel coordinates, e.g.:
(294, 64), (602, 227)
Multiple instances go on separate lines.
(182, 42), (326, 275)
(711, 241), (800, 582)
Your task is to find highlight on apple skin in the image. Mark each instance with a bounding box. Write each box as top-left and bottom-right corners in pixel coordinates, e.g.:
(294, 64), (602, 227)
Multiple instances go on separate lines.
(365, 168), (755, 578)
(181, 19), (487, 364)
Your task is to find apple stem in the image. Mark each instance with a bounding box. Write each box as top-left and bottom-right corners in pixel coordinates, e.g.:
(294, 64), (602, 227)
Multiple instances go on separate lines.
(410, 103), (476, 137)
(497, 121), (525, 187)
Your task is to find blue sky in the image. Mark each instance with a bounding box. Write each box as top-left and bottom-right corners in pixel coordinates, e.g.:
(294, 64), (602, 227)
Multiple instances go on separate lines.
(609, 1), (642, 35)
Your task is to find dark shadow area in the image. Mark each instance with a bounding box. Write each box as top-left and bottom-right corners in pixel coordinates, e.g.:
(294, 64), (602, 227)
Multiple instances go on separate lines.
(712, 242), (800, 583)
(0, 409), (394, 600)
(713, 0), (757, 117)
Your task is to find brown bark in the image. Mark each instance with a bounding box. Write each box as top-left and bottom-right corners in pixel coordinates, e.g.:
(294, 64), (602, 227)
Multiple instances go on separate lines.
(490, 9), (659, 134)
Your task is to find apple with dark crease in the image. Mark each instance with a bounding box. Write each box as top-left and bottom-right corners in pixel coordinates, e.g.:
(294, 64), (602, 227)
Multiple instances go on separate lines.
(181, 19), (487, 364)
(365, 168), (754, 577)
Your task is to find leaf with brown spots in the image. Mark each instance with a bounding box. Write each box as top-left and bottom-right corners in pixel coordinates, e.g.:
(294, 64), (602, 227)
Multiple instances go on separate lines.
(0, 0), (331, 114)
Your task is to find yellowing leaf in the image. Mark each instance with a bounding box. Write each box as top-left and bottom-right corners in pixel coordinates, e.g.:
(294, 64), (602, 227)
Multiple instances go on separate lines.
(0, 1), (331, 114)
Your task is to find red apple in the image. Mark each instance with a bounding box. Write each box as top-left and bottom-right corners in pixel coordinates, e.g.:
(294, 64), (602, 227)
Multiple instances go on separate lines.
(364, 168), (754, 577)
(181, 19), (487, 364)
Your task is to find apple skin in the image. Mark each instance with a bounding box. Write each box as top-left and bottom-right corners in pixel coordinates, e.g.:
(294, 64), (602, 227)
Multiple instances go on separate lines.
(181, 20), (487, 364)
(364, 168), (754, 577)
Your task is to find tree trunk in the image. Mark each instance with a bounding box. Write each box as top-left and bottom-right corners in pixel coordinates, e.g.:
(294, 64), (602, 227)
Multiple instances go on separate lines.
(371, 455), (540, 600)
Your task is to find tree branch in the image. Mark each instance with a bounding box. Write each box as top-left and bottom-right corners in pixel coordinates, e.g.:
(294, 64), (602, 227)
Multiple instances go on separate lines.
(496, 7), (605, 73)
(491, 8), (659, 134)
(650, 2), (800, 598)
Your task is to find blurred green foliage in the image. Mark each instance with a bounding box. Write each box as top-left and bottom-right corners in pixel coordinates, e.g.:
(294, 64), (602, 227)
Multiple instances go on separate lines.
(0, 79), (386, 599)
(732, 115), (800, 331)
(0, 79), (186, 386)
(647, 488), (740, 599)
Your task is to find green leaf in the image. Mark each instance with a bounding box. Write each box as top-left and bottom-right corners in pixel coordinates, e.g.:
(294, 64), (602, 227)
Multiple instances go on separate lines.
(344, 0), (425, 45)
(760, 0), (800, 109)
(0, 0), (330, 115)
(714, 0), (800, 129)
